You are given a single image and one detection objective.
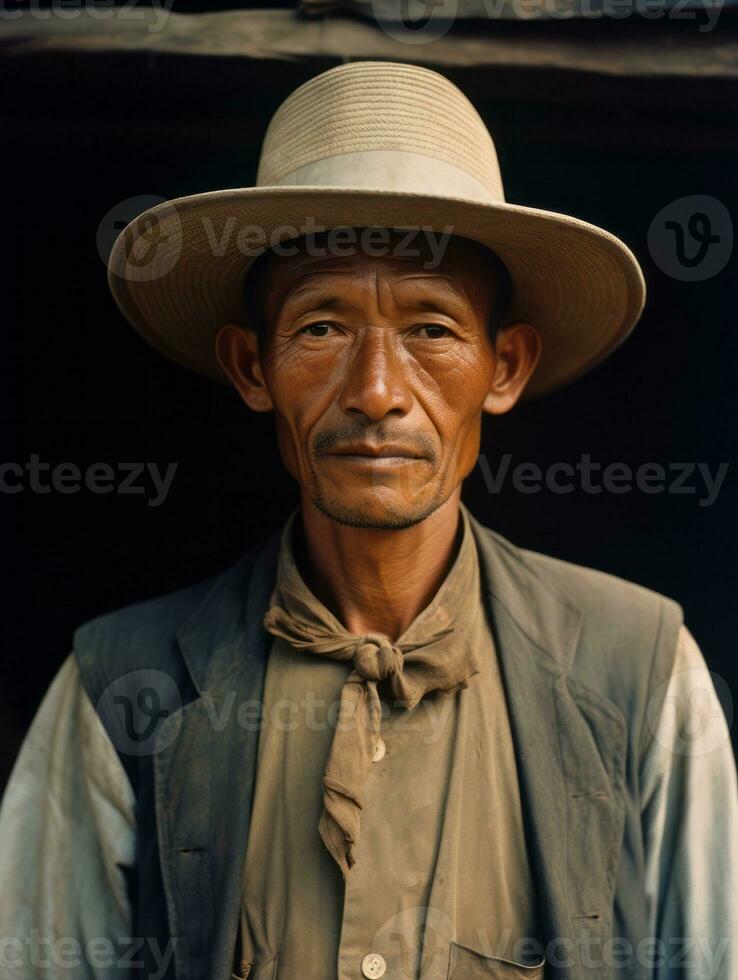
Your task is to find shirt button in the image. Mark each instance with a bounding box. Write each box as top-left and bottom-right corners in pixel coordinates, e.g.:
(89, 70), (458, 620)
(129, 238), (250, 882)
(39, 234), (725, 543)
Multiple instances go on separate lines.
(372, 737), (386, 763)
(361, 953), (386, 978)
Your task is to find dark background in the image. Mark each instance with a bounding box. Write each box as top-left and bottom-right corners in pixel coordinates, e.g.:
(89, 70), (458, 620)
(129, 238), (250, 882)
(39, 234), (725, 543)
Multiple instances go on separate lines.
(2, 18), (737, 787)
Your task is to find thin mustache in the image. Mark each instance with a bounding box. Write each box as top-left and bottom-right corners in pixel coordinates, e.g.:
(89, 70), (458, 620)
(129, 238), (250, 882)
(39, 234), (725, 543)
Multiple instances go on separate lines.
(313, 427), (437, 461)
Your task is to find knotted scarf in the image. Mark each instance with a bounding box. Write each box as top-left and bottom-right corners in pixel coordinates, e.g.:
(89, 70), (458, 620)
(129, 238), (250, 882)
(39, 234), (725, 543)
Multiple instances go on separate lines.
(262, 510), (481, 879)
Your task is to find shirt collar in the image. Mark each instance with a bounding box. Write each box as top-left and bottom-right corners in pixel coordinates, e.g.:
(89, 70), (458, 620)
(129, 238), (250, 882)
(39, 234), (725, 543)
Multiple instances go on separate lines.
(270, 502), (481, 645)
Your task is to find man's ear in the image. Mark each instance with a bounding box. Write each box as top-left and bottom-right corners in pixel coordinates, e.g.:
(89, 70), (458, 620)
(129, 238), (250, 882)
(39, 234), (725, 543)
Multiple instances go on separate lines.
(214, 324), (274, 413)
(482, 322), (542, 415)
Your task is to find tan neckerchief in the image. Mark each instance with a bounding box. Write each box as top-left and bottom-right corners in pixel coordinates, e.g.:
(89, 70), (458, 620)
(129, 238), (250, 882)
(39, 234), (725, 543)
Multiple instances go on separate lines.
(263, 506), (482, 878)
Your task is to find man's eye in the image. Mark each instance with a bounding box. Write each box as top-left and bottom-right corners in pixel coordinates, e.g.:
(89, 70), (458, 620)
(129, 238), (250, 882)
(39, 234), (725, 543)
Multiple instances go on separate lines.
(300, 322), (333, 337)
(416, 324), (451, 339)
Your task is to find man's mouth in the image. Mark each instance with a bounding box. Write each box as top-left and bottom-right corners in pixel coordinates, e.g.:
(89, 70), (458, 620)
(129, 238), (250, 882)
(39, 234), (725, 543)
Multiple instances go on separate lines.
(324, 443), (426, 464)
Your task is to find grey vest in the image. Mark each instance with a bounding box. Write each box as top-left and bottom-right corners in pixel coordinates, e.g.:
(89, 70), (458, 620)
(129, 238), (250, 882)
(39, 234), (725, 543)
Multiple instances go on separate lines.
(74, 512), (682, 980)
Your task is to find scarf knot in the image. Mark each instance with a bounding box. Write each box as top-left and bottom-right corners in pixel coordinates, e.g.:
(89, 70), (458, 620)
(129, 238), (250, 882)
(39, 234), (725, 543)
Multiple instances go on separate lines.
(353, 634), (404, 682)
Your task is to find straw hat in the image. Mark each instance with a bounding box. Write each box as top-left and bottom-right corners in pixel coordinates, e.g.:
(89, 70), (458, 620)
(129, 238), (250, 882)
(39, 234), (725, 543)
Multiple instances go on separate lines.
(107, 61), (645, 398)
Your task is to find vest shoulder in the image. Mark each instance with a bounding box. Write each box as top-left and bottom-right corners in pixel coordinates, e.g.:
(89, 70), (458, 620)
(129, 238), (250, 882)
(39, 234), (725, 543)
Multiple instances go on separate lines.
(74, 575), (215, 653)
(72, 543), (263, 695)
(519, 543), (682, 623)
(477, 522), (683, 625)
(473, 522), (684, 738)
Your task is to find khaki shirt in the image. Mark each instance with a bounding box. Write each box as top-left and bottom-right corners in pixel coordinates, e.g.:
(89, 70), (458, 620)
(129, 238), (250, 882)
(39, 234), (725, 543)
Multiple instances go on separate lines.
(237, 508), (544, 980)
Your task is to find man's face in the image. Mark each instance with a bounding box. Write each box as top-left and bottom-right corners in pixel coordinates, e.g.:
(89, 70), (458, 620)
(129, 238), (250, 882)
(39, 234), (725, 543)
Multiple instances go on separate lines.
(227, 236), (525, 529)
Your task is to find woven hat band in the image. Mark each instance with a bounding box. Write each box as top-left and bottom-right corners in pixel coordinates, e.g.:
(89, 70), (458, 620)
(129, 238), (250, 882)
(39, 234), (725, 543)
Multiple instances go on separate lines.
(271, 149), (501, 204)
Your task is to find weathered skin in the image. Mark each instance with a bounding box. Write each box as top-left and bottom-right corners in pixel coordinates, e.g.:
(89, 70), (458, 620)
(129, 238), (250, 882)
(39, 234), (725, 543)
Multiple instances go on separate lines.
(215, 235), (541, 640)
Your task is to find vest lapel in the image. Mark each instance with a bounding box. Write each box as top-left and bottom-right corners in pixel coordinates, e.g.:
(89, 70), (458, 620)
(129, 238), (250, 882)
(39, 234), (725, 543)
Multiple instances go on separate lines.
(153, 531), (281, 980)
(469, 512), (627, 980)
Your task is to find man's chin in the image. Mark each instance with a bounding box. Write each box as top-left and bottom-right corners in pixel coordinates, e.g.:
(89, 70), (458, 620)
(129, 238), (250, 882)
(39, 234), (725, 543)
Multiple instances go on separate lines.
(310, 488), (443, 530)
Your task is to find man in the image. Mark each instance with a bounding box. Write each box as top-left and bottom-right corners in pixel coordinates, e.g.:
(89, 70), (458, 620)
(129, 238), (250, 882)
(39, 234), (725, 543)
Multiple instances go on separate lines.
(1, 62), (736, 980)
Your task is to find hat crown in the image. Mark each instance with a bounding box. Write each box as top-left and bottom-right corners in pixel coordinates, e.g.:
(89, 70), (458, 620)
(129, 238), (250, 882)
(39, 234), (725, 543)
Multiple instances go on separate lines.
(257, 61), (504, 203)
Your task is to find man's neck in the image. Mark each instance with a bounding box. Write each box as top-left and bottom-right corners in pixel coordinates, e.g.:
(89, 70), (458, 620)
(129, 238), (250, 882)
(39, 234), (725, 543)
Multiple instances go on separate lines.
(297, 490), (463, 641)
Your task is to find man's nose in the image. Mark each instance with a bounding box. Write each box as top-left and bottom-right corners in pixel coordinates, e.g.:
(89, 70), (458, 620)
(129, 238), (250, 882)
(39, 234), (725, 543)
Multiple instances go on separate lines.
(338, 330), (413, 421)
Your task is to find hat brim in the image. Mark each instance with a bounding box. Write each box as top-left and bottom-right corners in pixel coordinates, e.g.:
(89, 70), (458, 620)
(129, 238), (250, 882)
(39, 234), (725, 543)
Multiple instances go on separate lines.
(107, 186), (645, 399)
